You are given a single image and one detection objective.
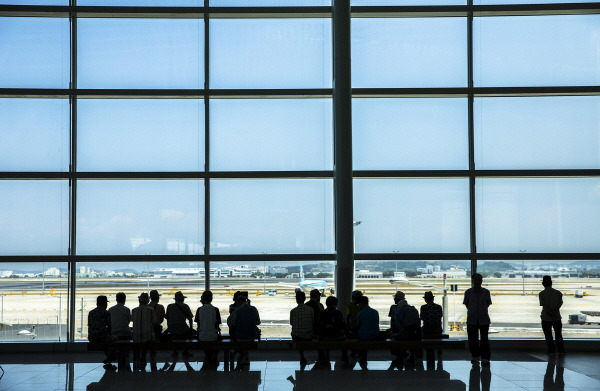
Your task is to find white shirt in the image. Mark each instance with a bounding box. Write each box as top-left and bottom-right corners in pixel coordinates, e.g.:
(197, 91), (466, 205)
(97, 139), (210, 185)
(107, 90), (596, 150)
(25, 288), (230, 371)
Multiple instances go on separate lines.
(195, 303), (221, 341)
(108, 303), (132, 338)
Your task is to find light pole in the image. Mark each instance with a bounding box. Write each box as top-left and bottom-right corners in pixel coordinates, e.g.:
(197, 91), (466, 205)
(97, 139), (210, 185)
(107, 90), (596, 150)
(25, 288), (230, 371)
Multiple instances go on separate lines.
(262, 252), (267, 294)
(520, 249), (527, 296)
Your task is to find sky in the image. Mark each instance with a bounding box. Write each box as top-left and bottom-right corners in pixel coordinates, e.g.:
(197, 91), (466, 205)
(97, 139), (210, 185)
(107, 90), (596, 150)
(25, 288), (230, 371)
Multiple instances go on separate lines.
(0, 10), (599, 256)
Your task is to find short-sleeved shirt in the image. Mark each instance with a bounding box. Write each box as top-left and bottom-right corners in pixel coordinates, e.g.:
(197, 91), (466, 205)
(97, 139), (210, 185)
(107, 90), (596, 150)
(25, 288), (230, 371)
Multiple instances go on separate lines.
(166, 301), (194, 335)
(290, 303), (314, 340)
(539, 287), (563, 322)
(88, 307), (112, 342)
(132, 304), (155, 342)
(235, 303), (260, 340)
(108, 303), (131, 339)
(148, 301), (165, 328)
(463, 287), (492, 325)
(195, 303), (222, 341)
(420, 302), (443, 335)
(357, 306), (380, 341)
(305, 299), (324, 333)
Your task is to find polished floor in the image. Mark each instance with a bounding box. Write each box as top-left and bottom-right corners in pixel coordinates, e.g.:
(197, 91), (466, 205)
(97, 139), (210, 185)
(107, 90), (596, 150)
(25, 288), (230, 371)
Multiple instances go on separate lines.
(1, 350), (599, 391)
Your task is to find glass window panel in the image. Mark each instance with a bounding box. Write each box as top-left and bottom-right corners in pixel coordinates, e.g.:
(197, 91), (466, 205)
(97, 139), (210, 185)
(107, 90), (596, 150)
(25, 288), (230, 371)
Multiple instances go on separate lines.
(2, 0), (67, 3)
(475, 96), (600, 170)
(77, 180), (204, 255)
(79, 0), (201, 4)
(77, 99), (204, 172)
(210, 19), (332, 89)
(208, 260), (335, 338)
(476, 178), (600, 253)
(354, 179), (470, 253)
(353, 0), (464, 4)
(210, 99), (332, 171)
(0, 262), (68, 341)
(354, 260), (469, 331)
(352, 18), (467, 88)
(78, 19), (204, 89)
(353, 98), (468, 170)
(0, 99), (69, 172)
(0, 17), (69, 88)
(474, 15), (600, 87)
(0, 181), (69, 255)
(211, 179), (334, 254)
(475, 261), (600, 338)
(212, 0), (330, 5)
(475, 0), (597, 3)
(74, 261), (205, 340)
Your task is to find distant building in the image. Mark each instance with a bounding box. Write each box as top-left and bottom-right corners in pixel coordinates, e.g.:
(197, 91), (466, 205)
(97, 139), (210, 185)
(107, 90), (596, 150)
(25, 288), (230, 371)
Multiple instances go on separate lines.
(44, 267), (61, 277)
(356, 270), (383, 279)
(267, 266), (288, 274)
(0, 270), (13, 278)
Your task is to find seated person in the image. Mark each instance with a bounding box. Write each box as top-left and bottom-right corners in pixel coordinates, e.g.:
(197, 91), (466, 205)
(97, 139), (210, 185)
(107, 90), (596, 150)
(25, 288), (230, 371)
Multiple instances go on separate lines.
(290, 291), (314, 366)
(233, 295), (261, 369)
(319, 295), (346, 364)
(356, 296), (380, 370)
(195, 290), (222, 367)
(165, 291), (195, 357)
(88, 295), (118, 370)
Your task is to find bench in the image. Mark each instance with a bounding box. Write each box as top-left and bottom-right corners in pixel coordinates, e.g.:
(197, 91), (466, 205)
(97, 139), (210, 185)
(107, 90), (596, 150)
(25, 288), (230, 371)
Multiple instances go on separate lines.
(87, 339), (258, 371)
(293, 338), (465, 350)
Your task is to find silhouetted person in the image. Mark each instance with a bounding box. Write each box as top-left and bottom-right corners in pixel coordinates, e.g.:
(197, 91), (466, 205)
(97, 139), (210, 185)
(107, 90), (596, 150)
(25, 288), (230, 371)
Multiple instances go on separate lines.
(148, 290), (165, 340)
(319, 295), (346, 365)
(391, 291), (422, 370)
(165, 291), (195, 358)
(420, 290), (443, 368)
(195, 290), (222, 368)
(306, 289), (325, 364)
(356, 295), (380, 370)
(132, 292), (155, 370)
(342, 290), (363, 363)
(108, 292), (132, 340)
(234, 295), (260, 369)
(290, 291), (314, 366)
(388, 291), (404, 332)
(539, 276), (566, 356)
(88, 295), (118, 370)
(544, 359), (565, 391)
(469, 362), (492, 391)
(464, 273), (492, 366)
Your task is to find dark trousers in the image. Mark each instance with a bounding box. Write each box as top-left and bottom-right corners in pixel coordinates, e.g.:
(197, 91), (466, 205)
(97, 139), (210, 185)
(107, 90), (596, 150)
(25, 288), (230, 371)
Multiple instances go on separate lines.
(467, 324), (490, 360)
(541, 320), (565, 354)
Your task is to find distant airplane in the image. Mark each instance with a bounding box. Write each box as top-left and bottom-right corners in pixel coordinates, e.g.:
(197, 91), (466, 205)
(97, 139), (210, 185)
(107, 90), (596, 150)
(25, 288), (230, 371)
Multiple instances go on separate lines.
(389, 272), (409, 284)
(18, 325), (36, 339)
(297, 264), (330, 295)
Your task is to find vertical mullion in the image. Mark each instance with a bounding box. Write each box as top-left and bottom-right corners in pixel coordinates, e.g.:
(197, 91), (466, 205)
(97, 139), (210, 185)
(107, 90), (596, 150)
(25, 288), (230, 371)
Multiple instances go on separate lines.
(333, 0), (353, 312)
(467, 1), (476, 277)
(68, 0), (77, 343)
(204, 0), (210, 292)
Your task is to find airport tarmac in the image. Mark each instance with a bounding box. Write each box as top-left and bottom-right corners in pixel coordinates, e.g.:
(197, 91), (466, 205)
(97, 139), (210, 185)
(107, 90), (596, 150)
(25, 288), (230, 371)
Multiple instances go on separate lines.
(1, 277), (600, 340)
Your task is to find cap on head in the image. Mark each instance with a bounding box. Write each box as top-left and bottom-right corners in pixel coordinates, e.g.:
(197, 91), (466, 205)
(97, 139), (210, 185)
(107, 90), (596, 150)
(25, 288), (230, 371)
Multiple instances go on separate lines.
(97, 295), (108, 305)
(149, 290), (161, 299)
(394, 291), (405, 300)
(139, 292), (149, 301)
(423, 291), (434, 300)
(174, 291), (186, 301)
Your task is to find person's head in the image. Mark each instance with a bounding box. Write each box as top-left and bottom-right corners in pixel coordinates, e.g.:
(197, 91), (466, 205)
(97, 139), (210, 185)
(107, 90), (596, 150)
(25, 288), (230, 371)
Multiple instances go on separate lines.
(423, 291), (435, 303)
(295, 291), (306, 305)
(472, 273), (483, 288)
(201, 290), (213, 304)
(96, 295), (109, 308)
(116, 292), (126, 304)
(357, 295), (369, 310)
(310, 289), (321, 301)
(236, 294), (247, 306)
(149, 290), (161, 302)
(174, 291), (186, 302)
(542, 275), (552, 288)
(325, 295), (338, 309)
(351, 290), (363, 303)
(393, 291), (405, 303)
(138, 292), (149, 305)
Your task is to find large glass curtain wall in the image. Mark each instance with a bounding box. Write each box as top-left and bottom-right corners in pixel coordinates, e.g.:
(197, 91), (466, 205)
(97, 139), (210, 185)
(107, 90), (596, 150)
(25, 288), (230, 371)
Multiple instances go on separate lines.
(1, 1), (599, 341)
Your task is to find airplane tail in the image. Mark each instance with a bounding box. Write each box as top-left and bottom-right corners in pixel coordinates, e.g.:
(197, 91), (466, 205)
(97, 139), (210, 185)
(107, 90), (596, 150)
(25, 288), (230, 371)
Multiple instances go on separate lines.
(300, 263), (305, 281)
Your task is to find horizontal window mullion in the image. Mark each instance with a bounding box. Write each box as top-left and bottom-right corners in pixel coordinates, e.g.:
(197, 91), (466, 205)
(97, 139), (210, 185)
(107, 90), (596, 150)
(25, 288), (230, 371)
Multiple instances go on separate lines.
(356, 253), (600, 261)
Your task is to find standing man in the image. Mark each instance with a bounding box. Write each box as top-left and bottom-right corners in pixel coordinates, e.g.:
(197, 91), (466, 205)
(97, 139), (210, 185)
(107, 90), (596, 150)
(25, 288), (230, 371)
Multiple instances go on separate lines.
(108, 292), (132, 340)
(290, 291), (314, 366)
(165, 291), (195, 357)
(463, 273), (492, 366)
(356, 295), (380, 370)
(539, 276), (565, 356)
(88, 295), (118, 370)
